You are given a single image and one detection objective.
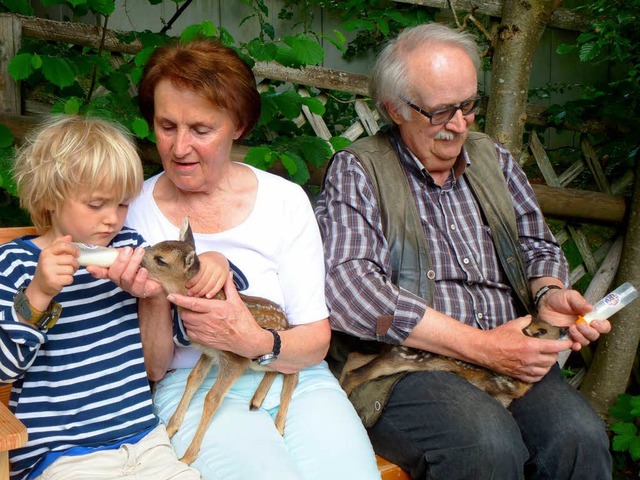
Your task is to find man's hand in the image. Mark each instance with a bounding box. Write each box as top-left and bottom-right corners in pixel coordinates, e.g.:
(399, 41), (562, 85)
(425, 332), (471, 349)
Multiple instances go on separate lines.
(482, 316), (572, 383)
(537, 288), (611, 350)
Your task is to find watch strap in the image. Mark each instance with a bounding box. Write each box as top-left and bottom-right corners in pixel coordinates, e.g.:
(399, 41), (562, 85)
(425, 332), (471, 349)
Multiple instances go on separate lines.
(253, 328), (281, 365)
(14, 286), (62, 330)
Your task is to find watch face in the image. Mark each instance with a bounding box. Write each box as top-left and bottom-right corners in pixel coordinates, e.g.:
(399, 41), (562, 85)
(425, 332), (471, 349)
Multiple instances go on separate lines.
(255, 353), (277, 365)
(14, 288), (34, 321)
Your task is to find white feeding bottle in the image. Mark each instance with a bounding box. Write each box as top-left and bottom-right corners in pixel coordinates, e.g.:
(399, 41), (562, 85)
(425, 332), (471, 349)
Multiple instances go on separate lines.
(72, 243), (119, 267)
(578, 282), (639, 324)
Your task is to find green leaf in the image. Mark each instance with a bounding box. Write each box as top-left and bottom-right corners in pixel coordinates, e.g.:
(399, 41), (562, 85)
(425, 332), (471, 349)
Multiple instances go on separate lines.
(0, 125), (14, 149)
(292, 136), (332, 167)
(330, 136), (352, 151)
(283, 35), (324, 66)
(41, 57), (76, 88)
(245, 146), (275, 170)
(258, 94), (278, 126)
(103, 71), (130, 93)
(342, 19), (376, 32)
(376, 17), (390, 36)
(322, 31), (346, 53)
(8, 54), (36, 81)
(64, 97), (81, 115)
(274, 45), (298, 68)
(630, 437), (640, 461)
(611, 422), (637, 436)
(556, 44), (576, 55)
(199, 21), (218, 37)
(274, 91), (303, 120)
(579, 43), (601, 62)
(280, 151), (310, 185)
(181, 25), (204, 44)
(280, 153), (298, 175)
(612, 433), (635, 452)
(134, 47), (157, 68)
(131, 118), (150, 139)
(262, 22), (275, 41)
(130, 67), (144, 85)
(2, 0), (34, 15)
(87, 0), (115, 15)
(246, 39), (278, 62)
(301, 97), (325, 115)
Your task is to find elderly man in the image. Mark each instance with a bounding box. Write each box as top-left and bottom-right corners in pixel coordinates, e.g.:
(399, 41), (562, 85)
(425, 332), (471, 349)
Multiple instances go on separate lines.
(315, 23), (611, 479)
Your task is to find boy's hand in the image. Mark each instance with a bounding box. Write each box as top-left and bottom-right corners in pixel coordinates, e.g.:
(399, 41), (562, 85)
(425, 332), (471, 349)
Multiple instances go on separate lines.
(28, 236), (79, 308)
(186, 251), (229, 298)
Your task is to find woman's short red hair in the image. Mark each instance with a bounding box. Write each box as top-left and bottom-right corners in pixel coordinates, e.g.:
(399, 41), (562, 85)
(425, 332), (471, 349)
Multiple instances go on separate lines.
(138, 38), (261, 140)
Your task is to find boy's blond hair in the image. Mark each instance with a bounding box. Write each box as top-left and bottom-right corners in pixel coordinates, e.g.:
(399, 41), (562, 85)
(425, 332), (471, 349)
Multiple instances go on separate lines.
(13, 115), (143, 231)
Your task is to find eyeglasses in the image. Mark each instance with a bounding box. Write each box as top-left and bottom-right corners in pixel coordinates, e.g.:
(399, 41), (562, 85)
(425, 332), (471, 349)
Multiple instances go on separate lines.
(401, 96), (482, 125)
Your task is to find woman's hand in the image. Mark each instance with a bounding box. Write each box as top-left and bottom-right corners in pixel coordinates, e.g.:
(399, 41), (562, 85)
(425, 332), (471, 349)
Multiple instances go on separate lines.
(168, 273), (267, 358)
(86, 246), (164, 299)
(186, 251), (229, 298)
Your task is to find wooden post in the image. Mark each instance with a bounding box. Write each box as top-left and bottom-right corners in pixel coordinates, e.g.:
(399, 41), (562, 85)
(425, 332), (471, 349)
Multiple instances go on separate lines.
(0, 14), (22, 115)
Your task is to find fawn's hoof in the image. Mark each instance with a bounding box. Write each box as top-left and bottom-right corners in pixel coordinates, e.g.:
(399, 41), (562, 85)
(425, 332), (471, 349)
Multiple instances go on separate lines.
(180, 450), (198, 465)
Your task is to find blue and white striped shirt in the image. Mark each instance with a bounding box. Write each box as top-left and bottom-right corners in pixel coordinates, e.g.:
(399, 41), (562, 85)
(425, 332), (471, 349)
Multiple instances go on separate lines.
(315, 131), (568, 344)
(0, 228), (157, 479)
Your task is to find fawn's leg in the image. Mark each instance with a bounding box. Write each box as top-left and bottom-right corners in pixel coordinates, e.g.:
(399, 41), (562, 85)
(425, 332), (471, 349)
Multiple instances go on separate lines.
(274, 372), (298, 436)
(167, 353), (214, 438)
(250, 371), (278, 411)
(180, 355), (248, 465)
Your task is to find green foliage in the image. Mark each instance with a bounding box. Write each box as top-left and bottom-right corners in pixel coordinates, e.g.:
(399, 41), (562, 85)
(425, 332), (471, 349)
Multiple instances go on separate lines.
(0, 0), (353, 197)
(554, 0), (640, 179)
(279, 0), (434, 59)
(610, 394), (640, 476)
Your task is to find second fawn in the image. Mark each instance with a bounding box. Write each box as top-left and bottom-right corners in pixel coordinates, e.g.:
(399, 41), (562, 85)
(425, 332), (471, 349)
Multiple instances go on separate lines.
(141, 218), (298, 464)
(341, 320), (565, 408)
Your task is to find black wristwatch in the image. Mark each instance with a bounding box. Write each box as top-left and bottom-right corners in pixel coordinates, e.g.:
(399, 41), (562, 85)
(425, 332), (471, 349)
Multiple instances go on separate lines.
(13, 286), (62, 330)
(253, 328), (281, 365)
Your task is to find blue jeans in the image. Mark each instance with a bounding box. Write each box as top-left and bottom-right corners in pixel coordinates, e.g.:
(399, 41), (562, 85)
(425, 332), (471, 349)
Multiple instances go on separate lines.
(367, 364), (611, 479)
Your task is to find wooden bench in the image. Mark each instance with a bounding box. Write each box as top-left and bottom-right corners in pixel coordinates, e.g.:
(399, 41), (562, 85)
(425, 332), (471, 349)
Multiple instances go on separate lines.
(0, 226), (410, 479)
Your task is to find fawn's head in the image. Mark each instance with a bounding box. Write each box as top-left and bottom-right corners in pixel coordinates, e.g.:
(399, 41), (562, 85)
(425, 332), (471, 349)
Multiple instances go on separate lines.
(141, 218), (200, 295)
(522, 318), (567, 340)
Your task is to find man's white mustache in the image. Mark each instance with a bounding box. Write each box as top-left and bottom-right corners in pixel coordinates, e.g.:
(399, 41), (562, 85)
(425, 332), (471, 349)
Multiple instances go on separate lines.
(434, 130), (461, 141)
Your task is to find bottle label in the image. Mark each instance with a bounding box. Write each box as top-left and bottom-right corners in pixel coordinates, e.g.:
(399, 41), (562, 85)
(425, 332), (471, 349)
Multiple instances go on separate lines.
(603, 292), (621, 307)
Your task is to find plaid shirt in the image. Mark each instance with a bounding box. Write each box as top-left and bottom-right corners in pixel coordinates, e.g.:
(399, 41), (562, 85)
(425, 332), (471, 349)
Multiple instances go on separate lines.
(315, 131), (568, 344)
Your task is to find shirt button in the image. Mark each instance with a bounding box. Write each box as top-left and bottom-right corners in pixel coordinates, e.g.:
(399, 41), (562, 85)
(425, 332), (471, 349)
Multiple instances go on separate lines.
(450, 224), (456, 230)
(427, 270), (436, 279)
(477, 313), (484, 319)
(463, 258), (470, 264)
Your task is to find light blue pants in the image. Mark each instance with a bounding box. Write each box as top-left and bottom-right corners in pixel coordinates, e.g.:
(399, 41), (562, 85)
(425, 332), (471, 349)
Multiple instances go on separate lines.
(153, 361), (381, 480)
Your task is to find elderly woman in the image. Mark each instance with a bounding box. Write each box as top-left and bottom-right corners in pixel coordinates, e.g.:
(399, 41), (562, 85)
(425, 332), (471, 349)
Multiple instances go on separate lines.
(125, 39), (380, 479)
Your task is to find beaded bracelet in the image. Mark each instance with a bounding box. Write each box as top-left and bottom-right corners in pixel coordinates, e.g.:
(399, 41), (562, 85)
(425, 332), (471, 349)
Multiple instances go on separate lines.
(533, 284), (562, 309)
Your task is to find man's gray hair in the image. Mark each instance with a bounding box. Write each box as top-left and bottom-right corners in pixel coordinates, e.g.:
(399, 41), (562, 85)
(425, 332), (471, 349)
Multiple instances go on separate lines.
(370, 23), (481, 125)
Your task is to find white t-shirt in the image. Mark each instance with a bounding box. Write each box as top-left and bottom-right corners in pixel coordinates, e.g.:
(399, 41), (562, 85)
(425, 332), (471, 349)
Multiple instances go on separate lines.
(126, 164), (329, 368)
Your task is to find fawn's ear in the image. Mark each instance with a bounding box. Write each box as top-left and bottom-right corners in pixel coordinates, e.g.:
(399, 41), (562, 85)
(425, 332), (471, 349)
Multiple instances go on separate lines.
(185, 250), (198, 271)
(179, 217), (196, 250)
